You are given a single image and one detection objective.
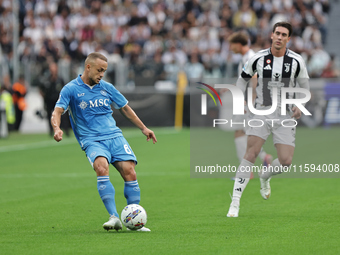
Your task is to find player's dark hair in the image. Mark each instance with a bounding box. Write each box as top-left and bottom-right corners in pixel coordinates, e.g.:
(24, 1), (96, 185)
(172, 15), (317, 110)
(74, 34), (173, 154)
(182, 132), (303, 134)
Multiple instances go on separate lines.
(273, 21), (293, 37)
(85, 52), (108, 65)
(228, 31), (249, 46)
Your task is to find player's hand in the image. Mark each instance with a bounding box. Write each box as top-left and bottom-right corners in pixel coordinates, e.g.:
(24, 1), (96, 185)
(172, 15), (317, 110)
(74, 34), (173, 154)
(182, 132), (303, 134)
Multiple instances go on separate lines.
(54, 129), (63, 142)
(142, 128), (157, 144)
(291, 106), (302, 119)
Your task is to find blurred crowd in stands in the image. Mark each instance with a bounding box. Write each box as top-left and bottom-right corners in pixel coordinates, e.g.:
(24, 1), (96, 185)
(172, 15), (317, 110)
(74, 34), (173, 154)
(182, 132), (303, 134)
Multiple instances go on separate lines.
(0, 0), (339, 91)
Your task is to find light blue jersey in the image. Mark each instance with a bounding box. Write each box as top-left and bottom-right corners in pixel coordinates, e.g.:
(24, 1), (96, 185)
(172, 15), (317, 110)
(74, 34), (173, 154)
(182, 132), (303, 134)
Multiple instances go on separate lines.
(55, 75), (128, 149)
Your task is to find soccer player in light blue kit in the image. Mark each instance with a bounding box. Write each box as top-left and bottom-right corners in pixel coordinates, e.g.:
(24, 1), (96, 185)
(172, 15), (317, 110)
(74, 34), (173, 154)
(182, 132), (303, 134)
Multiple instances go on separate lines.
(51, 52), (157, 231)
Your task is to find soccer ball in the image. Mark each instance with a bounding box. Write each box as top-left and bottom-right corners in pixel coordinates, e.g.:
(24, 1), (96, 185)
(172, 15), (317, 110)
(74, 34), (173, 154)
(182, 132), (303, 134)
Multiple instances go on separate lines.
(121, 204), (147, 230)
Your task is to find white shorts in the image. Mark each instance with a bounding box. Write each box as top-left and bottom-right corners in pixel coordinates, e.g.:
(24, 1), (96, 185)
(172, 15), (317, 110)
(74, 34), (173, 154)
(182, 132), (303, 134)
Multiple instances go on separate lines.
(219, 92), (249, 131)
(232, 114), (248, 132)
(246, 108), (296, 147)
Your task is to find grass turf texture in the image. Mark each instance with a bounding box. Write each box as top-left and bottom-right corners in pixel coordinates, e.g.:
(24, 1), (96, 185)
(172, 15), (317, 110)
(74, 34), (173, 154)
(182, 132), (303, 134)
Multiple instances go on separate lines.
(0, 127), (339, 255)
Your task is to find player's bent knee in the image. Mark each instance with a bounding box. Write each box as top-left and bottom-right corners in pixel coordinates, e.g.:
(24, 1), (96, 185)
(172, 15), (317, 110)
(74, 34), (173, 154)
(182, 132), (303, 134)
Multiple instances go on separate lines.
(94, 157), (109, 176)
(279, 157), (292, 167)
(115, 161), (137, 181)
(95, 166), (109, 176)
(122, 163), (137, 181)
(125, 168), (137, 181)
(244, 151), (257, 163)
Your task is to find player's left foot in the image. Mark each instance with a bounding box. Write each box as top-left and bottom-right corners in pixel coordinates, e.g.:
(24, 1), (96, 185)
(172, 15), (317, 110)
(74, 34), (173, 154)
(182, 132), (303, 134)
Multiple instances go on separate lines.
(259, 176), (271, 200)
(127, 227), (151, 232)
(227, 203), (239, 217)
(259, 157), (272, 200)
(103, 215), (122, 232)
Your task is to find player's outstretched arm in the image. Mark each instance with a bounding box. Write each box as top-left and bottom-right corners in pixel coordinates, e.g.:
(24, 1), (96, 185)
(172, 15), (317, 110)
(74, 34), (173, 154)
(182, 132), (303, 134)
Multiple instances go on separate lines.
(119, 105), (157, 144)
(51, 107), (64, 142)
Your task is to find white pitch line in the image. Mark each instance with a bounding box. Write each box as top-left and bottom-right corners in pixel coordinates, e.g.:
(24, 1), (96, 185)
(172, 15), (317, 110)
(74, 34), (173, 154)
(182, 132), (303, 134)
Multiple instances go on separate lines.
(0, 128), (182, 153)
(0, 139), (77, 153)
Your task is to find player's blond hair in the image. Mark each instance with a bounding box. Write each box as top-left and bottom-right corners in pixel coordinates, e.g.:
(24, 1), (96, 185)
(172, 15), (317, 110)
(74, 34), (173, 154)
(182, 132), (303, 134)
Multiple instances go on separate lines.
(85, 52), (107, 66)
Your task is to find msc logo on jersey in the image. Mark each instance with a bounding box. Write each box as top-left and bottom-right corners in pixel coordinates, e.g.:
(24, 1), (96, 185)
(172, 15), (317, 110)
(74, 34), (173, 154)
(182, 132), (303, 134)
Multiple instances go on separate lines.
(78, 98), (110, 110)
(89, 99), (110, 107)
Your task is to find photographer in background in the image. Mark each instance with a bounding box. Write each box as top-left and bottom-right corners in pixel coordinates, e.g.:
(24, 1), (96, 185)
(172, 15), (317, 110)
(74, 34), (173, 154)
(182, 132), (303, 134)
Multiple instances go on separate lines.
(12, 75), (27, 131)
(38, 61), (71, 136)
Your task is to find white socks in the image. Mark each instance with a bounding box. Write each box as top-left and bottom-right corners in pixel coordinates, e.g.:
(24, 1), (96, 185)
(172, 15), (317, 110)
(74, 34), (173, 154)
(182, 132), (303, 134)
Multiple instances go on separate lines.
(231, 159), (253, 206)
(234, 135), (247, 163)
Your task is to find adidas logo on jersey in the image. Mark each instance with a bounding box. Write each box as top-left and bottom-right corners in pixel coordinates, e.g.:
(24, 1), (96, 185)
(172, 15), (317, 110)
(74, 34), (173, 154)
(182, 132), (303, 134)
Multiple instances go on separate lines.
(264, 64), (272, 70)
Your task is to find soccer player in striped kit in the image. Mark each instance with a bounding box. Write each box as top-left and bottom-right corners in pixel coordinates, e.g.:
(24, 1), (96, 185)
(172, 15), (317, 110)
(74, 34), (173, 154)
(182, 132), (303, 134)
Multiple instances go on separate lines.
(227, 22), (310, 217)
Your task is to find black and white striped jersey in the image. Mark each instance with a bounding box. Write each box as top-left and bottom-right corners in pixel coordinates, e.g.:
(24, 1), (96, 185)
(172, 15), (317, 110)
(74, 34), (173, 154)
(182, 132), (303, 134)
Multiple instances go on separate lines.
(239, 48), (309, 107)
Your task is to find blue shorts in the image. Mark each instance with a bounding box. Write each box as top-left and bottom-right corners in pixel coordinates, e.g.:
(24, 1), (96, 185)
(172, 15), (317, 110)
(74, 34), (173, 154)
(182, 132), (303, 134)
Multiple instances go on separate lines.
(85, 136), (137, 168)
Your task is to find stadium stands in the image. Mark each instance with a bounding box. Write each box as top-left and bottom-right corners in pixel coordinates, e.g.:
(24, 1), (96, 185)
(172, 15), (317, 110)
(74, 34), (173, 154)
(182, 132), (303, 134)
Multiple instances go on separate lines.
(0, 0), (338, 88)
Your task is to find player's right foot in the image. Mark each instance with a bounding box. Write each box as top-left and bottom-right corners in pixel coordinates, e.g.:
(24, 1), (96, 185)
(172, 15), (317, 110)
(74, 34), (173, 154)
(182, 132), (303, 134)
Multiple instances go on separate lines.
(227, 203), (239, 217)
(259, 176), (271, 200)
(103, 215), (122, 231)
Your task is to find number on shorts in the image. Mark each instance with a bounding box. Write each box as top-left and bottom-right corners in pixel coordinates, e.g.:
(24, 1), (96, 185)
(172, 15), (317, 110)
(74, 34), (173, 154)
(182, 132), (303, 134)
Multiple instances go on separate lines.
(124, 144), (132, 154)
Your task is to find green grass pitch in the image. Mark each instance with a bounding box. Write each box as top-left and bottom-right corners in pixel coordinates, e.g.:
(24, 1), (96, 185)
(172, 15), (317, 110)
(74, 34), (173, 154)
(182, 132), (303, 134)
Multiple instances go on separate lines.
(0, 127), (339, 255)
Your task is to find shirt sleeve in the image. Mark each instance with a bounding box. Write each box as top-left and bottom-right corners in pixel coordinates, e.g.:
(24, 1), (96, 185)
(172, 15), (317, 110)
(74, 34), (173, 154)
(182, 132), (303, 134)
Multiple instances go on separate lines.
(296, 57), (310, 90)
(110, 86), (128, 109)
(296, 57), (310, 80)
(55, 86), (71, 113)
(236, 75), (249, 94)
(242, 57), (256, 77)
(236, 57), (256, 93)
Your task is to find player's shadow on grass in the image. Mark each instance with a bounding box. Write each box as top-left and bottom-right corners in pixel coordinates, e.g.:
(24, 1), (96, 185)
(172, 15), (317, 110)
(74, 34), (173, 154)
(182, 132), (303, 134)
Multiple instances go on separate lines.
(98, 230), (151, 234)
